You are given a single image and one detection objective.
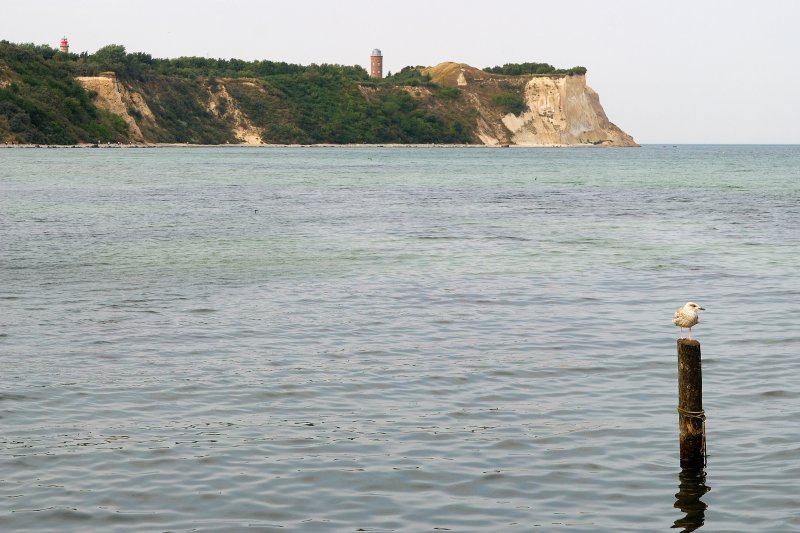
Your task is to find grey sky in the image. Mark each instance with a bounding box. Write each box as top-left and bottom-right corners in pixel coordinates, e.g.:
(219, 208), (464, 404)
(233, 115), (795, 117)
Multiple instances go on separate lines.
(3, 0), (798, 143)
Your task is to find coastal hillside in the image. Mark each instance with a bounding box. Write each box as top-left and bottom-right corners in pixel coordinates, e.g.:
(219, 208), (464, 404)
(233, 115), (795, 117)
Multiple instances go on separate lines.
(0, 41), (636, 146)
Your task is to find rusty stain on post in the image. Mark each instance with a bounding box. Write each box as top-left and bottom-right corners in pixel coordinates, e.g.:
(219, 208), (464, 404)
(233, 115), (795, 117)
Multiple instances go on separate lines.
(677, 338), (705, 468)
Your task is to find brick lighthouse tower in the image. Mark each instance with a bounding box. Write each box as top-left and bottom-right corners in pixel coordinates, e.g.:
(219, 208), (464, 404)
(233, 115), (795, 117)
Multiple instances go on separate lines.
(370, 48), (383, 79)
(59, 37), (69, 54)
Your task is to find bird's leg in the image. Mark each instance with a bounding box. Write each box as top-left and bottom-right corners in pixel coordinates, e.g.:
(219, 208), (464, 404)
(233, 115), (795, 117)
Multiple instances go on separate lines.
(687, 327), (692, 340)
(679, 327), (684, 339)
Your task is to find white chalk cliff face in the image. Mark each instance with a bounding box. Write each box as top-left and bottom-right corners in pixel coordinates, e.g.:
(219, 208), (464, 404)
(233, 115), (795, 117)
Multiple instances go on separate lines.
(424, 63), (638, 147)
(508, 75), (635, 146)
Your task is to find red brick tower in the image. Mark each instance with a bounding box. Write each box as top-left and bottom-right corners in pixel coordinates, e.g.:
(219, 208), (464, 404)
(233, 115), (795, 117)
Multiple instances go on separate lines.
(59, 37), (69, 54)
(370, 48), (383, 79)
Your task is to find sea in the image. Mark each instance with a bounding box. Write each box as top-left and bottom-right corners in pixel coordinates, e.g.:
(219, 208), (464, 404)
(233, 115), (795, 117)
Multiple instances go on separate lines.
(1, 145), (798, 532)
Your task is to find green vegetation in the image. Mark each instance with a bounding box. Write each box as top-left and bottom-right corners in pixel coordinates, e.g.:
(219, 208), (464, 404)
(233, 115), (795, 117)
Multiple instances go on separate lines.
(0, 41), (128, 143)
(437, 87), (461, 100)
(131, 75), (237, 144)
(484, 62), (587, 76)
(491, 92), (527, 115)
(1, 41), (472, 144)
(380, 66), (434, 87)
(250, 70), (468, 144)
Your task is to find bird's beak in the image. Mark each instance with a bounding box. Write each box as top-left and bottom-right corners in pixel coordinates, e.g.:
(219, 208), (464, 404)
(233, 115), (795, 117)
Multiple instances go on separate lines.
(698, 307), (705, 310)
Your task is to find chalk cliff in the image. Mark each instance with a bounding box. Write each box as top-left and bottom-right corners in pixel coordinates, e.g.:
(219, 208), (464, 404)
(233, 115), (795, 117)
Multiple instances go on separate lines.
(422, 63), (637, 146)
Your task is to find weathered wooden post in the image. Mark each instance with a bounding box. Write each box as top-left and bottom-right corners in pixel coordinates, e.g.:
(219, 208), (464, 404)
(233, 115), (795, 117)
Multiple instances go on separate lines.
(677, 339), (705, 468)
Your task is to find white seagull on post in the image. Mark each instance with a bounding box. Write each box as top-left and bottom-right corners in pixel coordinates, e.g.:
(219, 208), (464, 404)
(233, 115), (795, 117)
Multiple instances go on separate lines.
(673, 302), (705, 340)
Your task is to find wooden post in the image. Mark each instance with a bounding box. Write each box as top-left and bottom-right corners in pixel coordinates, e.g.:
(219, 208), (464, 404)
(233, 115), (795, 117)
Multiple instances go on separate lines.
(677, 339), (705, 468)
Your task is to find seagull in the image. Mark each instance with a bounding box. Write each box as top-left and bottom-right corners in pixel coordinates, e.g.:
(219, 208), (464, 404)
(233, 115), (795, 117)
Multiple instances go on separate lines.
(673, 302), (705, 339)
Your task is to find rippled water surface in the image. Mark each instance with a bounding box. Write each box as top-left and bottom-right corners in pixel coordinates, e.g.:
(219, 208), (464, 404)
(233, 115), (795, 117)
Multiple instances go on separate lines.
(1, 146), (799, 531)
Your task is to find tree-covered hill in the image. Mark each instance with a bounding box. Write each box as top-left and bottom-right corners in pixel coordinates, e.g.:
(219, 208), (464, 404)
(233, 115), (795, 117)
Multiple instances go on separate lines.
(0, 42), (129, 144)
(0, 41), (472, 145)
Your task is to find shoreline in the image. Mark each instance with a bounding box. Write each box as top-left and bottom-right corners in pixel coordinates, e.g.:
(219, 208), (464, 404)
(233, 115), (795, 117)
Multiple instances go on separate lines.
(0, 142), (634, 149)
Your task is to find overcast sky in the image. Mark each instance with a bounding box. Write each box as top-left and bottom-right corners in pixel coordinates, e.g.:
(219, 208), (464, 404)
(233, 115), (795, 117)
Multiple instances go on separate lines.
(3, 0), (799, 144)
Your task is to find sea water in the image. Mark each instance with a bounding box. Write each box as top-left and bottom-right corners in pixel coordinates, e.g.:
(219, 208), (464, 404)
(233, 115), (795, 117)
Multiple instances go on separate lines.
(1, 145), (799, 531)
